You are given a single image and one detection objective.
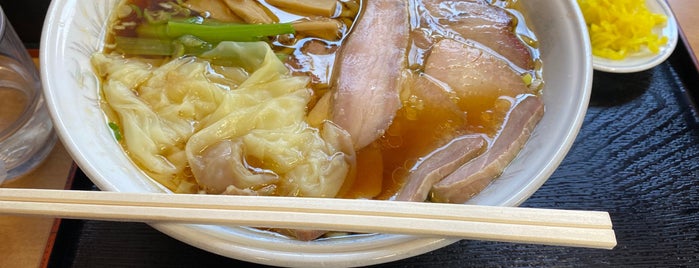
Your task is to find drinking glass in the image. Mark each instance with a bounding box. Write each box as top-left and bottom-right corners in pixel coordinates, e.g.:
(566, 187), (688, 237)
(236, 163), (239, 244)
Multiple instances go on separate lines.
(0, 5), (56, 183)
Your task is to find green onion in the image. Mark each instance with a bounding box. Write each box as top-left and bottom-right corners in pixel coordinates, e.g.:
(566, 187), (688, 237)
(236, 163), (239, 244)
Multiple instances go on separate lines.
(108, 122), (123, 141)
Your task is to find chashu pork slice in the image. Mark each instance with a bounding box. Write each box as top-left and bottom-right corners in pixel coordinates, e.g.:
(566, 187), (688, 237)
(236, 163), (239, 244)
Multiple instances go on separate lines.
(425, 38), (529, 101)
(394, 134), (486, 202)
(422, 0), (534, 70)
(430, 95), (544, 203)
(422, 38), (543, 204)
(330, 0), (410, 150)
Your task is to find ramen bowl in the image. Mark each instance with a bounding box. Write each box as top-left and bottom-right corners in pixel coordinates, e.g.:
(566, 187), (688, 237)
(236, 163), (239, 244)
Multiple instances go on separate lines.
(40, 0), (592, 267)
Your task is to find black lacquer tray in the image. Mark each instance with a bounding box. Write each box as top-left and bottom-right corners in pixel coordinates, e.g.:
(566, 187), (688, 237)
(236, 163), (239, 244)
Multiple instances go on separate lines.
(45, 38), (699, 268)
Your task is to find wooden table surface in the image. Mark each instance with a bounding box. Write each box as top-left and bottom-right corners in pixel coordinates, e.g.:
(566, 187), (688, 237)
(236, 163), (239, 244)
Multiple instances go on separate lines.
(0, 144), (74, 268)
(0, 1), (697, 267)
(668, 0), (699, 69)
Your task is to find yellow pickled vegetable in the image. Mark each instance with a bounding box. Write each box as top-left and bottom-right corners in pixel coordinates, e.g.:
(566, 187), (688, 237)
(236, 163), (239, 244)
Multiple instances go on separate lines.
(578, 0), (668, 60)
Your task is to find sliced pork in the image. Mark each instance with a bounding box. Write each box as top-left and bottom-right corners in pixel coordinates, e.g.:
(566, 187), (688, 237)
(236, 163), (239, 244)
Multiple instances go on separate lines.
(394, 135), (485, 202)
(330, 0), (410, 150)
(430, 95), (544, 203)
(424, 38), (529, 101)
(422, 0), (534, 70)
(392, 37), (537, 203)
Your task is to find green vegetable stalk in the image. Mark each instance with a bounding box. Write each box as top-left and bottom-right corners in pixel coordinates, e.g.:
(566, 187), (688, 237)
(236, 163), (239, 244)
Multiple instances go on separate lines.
(118, 20), (295, 56)
(166, 20), (295, 43)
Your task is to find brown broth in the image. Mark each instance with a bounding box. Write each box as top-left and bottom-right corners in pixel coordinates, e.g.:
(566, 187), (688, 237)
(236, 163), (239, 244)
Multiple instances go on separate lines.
(340, 0), (543, 200)
(102, 0), (542, 200)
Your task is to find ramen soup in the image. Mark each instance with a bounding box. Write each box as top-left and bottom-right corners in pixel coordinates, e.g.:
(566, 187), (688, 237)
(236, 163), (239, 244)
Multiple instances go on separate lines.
(93, 0), (544, 225)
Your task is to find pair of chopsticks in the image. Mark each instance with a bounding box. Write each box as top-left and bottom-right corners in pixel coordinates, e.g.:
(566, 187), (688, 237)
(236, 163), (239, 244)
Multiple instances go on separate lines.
(0, 188), (616, 249)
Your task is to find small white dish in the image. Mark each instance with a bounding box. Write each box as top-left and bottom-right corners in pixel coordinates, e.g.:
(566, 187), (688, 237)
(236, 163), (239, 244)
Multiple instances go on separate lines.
(592, 0), (679, 73)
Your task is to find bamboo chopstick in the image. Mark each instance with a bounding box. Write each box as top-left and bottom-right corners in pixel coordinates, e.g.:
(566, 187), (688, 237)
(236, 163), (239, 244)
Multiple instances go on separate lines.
(0, 188), (616, 249)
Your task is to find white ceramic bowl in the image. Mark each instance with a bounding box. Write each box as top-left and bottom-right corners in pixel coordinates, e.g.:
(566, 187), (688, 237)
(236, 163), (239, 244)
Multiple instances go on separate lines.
(40, 0), (592, 267)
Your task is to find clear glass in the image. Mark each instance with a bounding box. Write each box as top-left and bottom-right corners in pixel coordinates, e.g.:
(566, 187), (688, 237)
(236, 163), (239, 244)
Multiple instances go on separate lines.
(0, 5), (56, 184)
